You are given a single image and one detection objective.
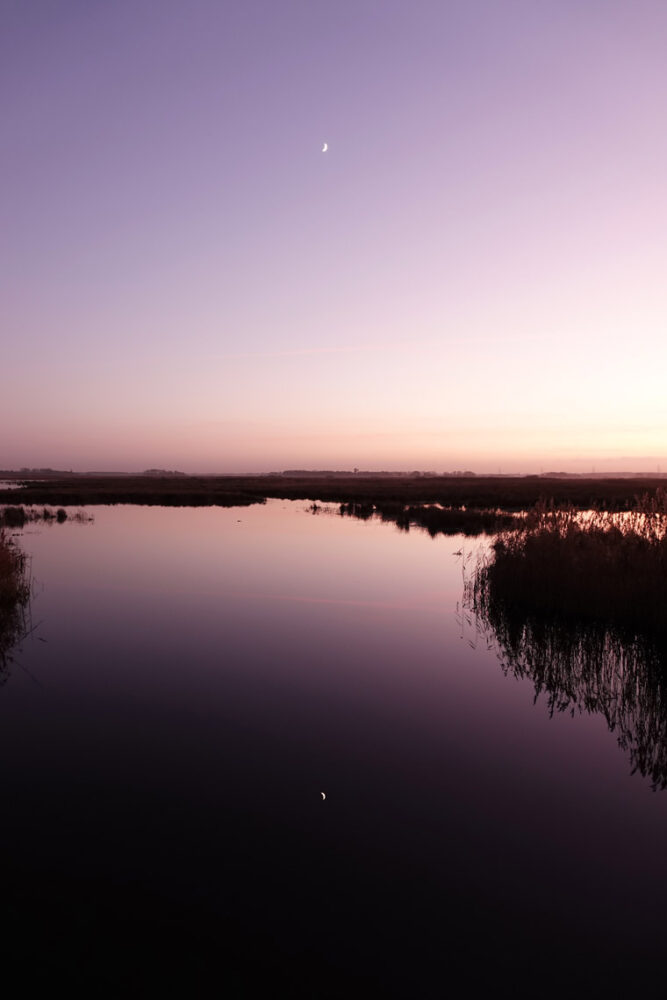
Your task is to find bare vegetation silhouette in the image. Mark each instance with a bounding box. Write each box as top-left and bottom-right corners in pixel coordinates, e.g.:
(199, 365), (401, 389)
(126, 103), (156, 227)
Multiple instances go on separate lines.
(339, 501), (520, 537)
(0, 477), (269, 509)
(0, 529), (30, 678)
(3, 473), (667, 511)
(467, 491), (667, 788)
(473, 492), (667, 632)
(1, 506), (92, 527)
(468, 604), (667, 789)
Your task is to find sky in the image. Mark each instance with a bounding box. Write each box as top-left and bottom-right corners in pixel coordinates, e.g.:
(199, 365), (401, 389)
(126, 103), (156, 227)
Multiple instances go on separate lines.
(3, 0), (667, 473)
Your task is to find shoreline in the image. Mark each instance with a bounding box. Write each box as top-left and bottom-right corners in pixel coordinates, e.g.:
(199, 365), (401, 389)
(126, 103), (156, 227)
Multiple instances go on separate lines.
(0, 472), (666, 511)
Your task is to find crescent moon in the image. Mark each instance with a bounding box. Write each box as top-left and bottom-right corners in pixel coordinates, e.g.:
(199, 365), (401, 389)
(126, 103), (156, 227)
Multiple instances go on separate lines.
(321, 792), (326, 800)
(321, 142), (328, 152)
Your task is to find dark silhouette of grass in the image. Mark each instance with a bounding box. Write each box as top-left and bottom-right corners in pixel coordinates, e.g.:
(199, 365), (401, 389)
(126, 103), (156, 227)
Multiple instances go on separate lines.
(0, 476), (269, 509)
(339, 501), (520, 537)
(0, 531), (28, 608)
(2, 506), (27, 527)
(465, 490), (667, 786)
(464, 491), (667, 788)
(471, 492), (667, 633)
(0, 529), (30, 676)
(2, 473), (667, 511)
(0, 506), (92, 527)
(468, 598), (667, 789)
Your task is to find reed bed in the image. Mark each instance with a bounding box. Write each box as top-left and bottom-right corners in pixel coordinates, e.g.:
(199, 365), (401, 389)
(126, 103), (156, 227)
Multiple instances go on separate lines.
(3, 473), (667, 511)
(0, 505), (79, 527)
(471, 491), (667, 634)
(339, 501), (521, 537)
(0, 529), (30, 673)
(0, 530), (29, 609)
(465, 491), (667, 787)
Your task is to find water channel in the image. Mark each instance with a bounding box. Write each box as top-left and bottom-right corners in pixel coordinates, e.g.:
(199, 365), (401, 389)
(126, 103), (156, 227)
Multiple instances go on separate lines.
(2, 500), (667, 994)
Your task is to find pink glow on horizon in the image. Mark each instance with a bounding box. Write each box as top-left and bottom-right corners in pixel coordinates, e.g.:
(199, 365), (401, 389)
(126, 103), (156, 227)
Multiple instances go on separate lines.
(3, 2), (667, 474)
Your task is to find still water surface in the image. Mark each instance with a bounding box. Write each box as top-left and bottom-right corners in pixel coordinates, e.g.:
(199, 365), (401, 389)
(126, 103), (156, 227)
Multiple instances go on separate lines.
(3, 501), (667, 994)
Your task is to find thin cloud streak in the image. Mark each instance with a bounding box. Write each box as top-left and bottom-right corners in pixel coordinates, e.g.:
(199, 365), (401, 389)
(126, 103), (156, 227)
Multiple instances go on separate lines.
(214, 341), (432, 360)
(214, 333), (549, 361)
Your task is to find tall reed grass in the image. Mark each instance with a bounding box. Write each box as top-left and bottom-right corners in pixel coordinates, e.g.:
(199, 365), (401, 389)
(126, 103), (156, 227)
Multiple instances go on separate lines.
(466, 491), (667, 787)
(1, 506), (92, 527)
(0, 528), (30, 674)
(0, 529), (29, 609)
(339, 501), (520, 537)
(472, 491), (667, 634)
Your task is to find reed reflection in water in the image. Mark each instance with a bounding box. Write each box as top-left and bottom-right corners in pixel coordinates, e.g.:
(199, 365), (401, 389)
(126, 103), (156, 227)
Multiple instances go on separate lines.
(468, 574), (667, 790)
(0, 530), (30, 681)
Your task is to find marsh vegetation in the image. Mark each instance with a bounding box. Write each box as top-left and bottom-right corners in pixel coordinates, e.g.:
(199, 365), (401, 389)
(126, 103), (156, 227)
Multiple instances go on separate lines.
(338, 500), (521, 536)
(467, 492), (667, 787)
(0, 529), (30, 676)
(471, 492), (667, 633)
(2, 472), (667, 512)
(0, 506), (92, 527)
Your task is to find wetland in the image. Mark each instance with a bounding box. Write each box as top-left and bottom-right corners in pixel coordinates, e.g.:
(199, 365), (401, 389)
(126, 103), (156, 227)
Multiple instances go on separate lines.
(3, 489), (667, 995)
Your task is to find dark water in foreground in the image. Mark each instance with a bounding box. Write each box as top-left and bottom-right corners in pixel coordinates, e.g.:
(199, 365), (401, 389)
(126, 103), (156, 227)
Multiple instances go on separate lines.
(3, 502), (667, 995)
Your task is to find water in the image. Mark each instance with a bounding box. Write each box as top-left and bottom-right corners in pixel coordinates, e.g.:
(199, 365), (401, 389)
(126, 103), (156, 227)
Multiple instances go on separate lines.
(3, 501), (667, 995)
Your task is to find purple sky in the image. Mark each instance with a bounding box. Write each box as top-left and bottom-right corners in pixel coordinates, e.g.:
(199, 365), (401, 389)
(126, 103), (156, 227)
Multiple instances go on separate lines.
(3, 0), (667, 472)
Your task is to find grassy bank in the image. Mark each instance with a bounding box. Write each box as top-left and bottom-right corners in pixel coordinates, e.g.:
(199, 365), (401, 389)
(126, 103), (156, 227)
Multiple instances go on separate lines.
(0, 476), (268, 509)
(466, 492), (667, 788)
(338, 501), (520, 536)
(470, 491), (667, 634)
(2, 473), (667, 511)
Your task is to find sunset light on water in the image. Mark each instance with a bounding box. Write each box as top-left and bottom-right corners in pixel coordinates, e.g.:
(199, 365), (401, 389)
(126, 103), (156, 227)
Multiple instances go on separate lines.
(3, 2), (667, 995)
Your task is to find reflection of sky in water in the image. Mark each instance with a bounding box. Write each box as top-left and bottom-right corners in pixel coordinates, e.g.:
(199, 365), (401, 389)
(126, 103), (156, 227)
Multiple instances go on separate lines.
(4, 501), (667, 992)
